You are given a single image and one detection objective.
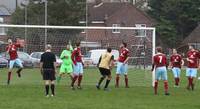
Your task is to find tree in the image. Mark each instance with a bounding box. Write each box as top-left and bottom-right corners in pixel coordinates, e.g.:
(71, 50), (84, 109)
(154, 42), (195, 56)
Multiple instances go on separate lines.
(8, 0), (86, 52)
(148, 0), (200, 48)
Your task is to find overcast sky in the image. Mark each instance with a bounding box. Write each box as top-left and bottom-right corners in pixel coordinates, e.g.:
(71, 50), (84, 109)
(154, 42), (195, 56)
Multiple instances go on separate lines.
(0, 0), (25, 12)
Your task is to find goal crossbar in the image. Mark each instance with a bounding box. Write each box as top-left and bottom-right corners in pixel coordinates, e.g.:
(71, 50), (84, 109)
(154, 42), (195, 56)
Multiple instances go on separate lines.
(0, 24), (155, 30)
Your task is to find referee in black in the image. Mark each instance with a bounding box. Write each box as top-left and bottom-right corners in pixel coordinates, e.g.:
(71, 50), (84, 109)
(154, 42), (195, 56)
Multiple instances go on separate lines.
(40, 44), (57, 97)
(96, 48), (114, 91)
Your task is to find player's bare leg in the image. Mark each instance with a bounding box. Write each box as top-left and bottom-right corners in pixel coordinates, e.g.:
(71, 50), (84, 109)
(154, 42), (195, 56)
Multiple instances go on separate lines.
(124, 74), (129, 88)
(67, 73), (74, 87)
(77, 74), (83, 89)
(115, 74), (120, 88)
(68, 73), (73, 81)
(71, 74), (78, 90)
(96, 76), (106, 90)
(56, 73), (64, 83)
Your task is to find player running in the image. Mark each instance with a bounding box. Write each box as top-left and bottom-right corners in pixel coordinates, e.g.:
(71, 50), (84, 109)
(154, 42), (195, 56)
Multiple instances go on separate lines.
(71, 42), (84, 90)
(152, 47), (169, 95)
(56, 43), (73, 84)
(169, 49), (184, 87)
(96, 48), (115, 91)
(186, 45), (200, 91)
(40, 44), (57, 97)
(6, 38), (24, 85)
(115, 42), (130, 88)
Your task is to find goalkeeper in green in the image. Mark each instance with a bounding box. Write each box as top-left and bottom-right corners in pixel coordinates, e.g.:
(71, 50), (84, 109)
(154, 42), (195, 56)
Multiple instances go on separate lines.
(57, 44), (73, 84)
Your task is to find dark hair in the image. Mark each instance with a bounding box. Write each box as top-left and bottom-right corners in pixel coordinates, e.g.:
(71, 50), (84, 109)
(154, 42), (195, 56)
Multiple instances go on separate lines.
(7, 38), (12, 41)
(189, 45), (195, 49)
(76, 41), (81, 47)
(156, 46), (162, 52)
(122, 42), (127, 47)
(107, 47), (112, 53)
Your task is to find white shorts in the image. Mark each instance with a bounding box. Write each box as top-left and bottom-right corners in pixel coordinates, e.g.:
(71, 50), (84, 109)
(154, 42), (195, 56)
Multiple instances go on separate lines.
(73, 62), (83, 75)
(186, 68), (197, 78)
(116, 62), (128, 75)
(155, 66), (167, 81)
(172, 67), (181, 78)
(9, 58), (23, 69)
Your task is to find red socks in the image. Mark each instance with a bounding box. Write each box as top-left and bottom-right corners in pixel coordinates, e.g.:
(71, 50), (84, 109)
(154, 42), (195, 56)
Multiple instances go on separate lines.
(154, 81), (158, 94)
(125, 77), (128, 87)
(175, 78), (180, 86)
(164, 81), (169, 93)
(78, 75), (83, 86)
(188, 77), (193, 88)
(71, 75), (83, 87)
(8, 72), (12, 81)
(71, 75), (78, 87)
(7, 72), (12, 85)
(115, 76), (119, 87)
(154, 81), (169, 94)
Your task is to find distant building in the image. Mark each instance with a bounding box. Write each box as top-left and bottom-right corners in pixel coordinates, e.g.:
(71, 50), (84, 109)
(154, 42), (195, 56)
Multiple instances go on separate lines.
(178, 24), (200, 53)
(87, 0), (150, 10)
(80, 2), (154, 65)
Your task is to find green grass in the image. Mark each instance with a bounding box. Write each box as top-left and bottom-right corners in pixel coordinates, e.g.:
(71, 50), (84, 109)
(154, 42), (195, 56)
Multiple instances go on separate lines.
(0, 68), (200, 109)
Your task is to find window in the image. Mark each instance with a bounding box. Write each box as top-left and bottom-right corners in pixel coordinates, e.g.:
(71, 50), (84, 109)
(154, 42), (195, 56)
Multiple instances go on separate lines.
(81, 29), (86, 34)
(31, 53), (38, 58)
(0, 17), (6, 35)
(189, 43), (200, 49)
(18, 52), (29, 60)
(112, 24), (120, 33)
(135, 24), (146, 37)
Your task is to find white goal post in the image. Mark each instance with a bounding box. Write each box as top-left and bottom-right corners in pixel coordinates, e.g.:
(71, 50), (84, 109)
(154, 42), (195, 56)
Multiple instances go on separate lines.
(0, 24), (156, 86)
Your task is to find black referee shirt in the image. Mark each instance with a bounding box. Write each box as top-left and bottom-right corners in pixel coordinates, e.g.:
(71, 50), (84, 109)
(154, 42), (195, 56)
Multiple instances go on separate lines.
(40, 52), (56, 69)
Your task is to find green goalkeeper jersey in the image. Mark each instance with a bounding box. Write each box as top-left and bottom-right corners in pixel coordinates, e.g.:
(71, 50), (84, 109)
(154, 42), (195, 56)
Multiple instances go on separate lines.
(60, 46), (73, 65)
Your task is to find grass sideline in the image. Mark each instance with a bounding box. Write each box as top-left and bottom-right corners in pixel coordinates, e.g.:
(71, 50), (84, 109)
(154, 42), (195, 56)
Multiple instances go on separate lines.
(0, 68), (200, 109)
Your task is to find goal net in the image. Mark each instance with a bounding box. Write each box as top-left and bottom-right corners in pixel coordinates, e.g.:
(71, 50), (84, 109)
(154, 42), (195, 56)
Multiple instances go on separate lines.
(0, 24), (156, 87)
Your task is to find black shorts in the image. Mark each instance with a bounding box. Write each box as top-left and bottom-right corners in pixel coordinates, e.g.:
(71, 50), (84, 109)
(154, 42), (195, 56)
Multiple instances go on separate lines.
(99, 67), (111, 76)
(42, 69), (56, 81)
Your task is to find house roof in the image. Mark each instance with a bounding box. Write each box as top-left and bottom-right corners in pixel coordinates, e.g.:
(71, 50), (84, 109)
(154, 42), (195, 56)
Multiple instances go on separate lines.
(87, 2), (153, 23)
(182, 24), (200, 44)
(0, 6), (11, 16)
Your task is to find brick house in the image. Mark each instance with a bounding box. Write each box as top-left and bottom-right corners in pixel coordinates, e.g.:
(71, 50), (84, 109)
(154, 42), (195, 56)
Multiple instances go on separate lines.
(178, 24), (200, 53)
(81, 2), (154, 65)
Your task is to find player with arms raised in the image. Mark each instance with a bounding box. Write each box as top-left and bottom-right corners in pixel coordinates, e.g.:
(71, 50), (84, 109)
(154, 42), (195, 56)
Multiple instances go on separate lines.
(57, 43), (73, 84)
(71, 42), (84, 90)
(6, 38), (24, 85)
(115, 42), (130, 88)
(152, 47), (169, 95)
(186, 45), (200, 90)
(169, 49), (184, 87)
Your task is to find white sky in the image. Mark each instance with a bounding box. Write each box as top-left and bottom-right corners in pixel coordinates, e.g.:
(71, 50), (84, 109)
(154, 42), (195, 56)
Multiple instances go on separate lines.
(0, 0), (25, 12)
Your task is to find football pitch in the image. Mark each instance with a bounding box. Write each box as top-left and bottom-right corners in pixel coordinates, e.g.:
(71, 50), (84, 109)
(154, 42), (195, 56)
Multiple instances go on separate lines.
(0, 68), (200, 109)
